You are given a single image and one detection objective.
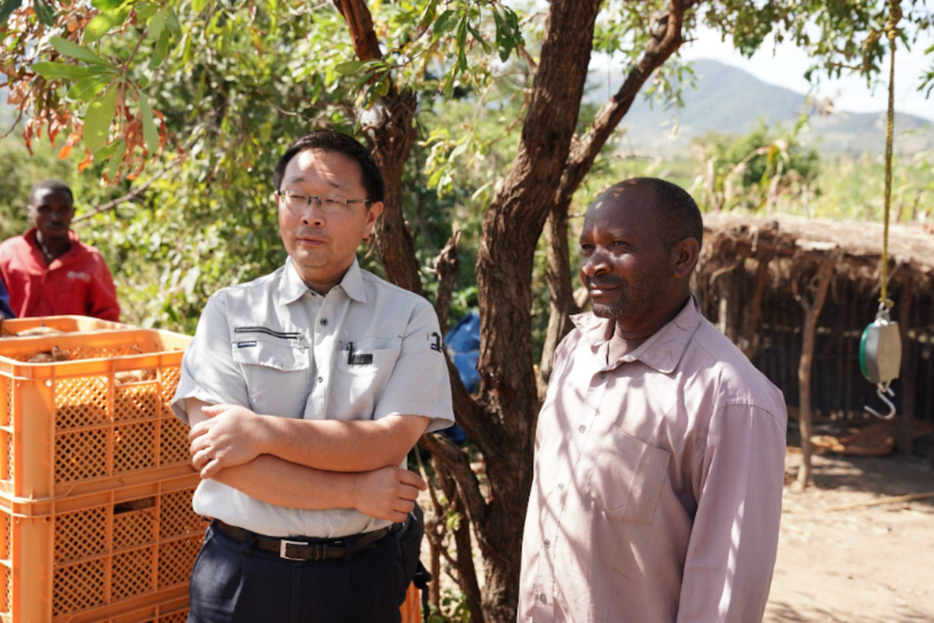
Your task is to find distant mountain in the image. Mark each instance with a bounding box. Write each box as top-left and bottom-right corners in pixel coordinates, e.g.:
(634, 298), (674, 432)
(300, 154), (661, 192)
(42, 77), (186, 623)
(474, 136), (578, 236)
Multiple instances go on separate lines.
(593, 59), (933, 156)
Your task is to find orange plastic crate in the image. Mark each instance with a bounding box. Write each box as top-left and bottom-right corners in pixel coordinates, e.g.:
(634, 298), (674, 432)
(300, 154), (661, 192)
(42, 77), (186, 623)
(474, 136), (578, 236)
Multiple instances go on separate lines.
(0, 474), (206, 622)
(0, 328), (194, 500)
(0, 315), (129, 338)
(400, 582), (422, 623)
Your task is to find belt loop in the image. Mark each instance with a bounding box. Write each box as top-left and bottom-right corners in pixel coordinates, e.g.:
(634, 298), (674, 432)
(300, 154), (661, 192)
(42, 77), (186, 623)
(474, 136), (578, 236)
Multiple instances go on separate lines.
(342, 534), (356, 561)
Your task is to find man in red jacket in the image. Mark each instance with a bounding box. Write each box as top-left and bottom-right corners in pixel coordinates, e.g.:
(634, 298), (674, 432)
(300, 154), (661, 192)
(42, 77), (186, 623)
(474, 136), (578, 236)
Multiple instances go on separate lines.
(0, 179), (120, 321)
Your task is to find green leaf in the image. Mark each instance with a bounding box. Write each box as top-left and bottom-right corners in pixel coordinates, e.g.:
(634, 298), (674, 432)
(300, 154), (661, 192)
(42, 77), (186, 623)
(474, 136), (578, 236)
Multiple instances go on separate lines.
(91, 0), (124, 11)
(191, 0), (206, 13)
(148, 29), (170, 70)
(32, 62), (95, 80)
(33, 0), (54, 25)
(335, 60), (363, 75)
(50, 36), (113, 67)
(83, 84), (117, 155)
(85, 21), (113, 43)
(107, 138), (125, 181)
(139, 92), (159, 154)
(135, 2), (157, 22)
(466, 23), (491, 55)
(148, 7), (167, 42)
(0, 0), (23, 25)
(95, 136), (122, 160)
(433, 10), (455, 36)
(376, 76), (390, 97)
(165, 8), (182, 40)
(67, 74), (111, 102)
(83, 13), (117, 43)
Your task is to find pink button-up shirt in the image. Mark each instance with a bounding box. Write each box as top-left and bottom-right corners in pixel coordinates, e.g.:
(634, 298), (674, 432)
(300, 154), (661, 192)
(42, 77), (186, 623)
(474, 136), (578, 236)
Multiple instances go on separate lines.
(519, 297), (787, 622)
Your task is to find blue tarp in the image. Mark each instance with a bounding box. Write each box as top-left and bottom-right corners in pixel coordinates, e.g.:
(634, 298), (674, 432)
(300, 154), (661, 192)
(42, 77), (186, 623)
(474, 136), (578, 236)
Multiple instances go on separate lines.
(440, 311), (480, 444)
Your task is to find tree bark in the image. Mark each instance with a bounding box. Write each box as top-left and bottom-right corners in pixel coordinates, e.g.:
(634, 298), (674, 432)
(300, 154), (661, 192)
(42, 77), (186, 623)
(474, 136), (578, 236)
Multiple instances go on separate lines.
(538, 207), (576, 399)
(793, 257), (835, 492)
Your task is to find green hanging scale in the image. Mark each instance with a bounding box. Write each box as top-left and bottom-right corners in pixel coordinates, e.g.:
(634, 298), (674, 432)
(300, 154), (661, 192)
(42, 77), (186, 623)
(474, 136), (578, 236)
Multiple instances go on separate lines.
(859, 304), (901, 419)
(859, 0), (902, 420)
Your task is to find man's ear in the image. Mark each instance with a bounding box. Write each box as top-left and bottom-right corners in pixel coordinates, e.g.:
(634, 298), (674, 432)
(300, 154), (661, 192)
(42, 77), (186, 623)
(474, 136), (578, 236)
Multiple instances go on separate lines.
(363, 201), (384, 238)
(672, 237), (699, 280)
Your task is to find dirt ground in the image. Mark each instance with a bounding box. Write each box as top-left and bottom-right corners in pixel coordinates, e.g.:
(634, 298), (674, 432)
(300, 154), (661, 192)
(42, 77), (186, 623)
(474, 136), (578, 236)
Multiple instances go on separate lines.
(765, 448), (934, 622)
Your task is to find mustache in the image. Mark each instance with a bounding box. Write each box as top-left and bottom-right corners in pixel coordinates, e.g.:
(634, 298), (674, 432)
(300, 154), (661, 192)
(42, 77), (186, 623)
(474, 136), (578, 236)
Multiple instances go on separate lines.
(586, 275), (624, 289)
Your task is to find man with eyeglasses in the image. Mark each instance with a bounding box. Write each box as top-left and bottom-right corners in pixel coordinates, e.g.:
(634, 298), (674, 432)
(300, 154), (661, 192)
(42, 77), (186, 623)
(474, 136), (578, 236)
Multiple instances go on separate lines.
(173, 130), (453, 622)
(0, 179), (120, 320)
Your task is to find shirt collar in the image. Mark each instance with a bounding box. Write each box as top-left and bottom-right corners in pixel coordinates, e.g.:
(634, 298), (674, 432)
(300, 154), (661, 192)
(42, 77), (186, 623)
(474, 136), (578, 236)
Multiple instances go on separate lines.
(570, 295), (703, 373)
(278, 256), (368, 305)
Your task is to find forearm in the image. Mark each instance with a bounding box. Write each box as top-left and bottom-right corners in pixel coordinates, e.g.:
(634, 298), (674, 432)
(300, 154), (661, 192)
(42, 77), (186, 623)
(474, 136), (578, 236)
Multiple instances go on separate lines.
(255, 414), (428, 472)
(211, 454), (356, 510)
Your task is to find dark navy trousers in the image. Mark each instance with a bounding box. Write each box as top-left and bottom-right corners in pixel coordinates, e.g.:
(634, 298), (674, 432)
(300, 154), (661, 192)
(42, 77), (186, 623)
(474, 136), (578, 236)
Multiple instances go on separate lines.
(187, 522), (406, 623)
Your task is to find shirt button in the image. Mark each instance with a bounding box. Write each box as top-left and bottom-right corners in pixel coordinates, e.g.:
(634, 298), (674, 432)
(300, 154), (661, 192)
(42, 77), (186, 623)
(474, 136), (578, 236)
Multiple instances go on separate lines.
(540, 594), (547, 604)
(543, 538), (550, 548)
(578, 425), (586, 434)
(599, 371), (607, 379)
(317, 376), (324, 383)
(557, 483), (564, 491)
(320, 318), (328, 326)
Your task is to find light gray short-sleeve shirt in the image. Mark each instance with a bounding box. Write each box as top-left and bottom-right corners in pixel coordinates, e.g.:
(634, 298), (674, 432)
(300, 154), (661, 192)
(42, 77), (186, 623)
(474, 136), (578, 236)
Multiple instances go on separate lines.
(172, 257), (454, 538)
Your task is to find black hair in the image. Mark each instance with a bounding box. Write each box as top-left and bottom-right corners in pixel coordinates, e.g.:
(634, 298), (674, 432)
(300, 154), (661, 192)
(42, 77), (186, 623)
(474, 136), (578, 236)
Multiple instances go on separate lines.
(273, 130), (385, 203)
(621, 177), (703, 252)
(28, 179), (74, 206)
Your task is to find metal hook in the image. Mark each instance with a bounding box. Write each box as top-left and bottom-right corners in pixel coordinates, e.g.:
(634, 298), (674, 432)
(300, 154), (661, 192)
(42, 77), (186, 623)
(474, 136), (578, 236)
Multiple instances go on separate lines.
(865, 383), (897, 420)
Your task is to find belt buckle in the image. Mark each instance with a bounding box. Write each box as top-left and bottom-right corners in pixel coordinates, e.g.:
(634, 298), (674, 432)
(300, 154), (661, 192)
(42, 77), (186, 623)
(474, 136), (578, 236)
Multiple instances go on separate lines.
(279, 539), (309, 561)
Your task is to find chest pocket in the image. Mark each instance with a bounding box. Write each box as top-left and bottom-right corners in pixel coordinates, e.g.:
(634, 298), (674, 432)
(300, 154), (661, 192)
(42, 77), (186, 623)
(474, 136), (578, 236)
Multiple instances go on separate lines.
(587, 428), (670, 525)
(331, 339), (401, 420)
(232, 337), (310, 417)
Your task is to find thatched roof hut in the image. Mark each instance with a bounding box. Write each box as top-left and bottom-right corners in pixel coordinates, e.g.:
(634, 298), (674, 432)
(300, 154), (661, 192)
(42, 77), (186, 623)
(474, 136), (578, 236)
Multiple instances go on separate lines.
(695, 213), (934, 463)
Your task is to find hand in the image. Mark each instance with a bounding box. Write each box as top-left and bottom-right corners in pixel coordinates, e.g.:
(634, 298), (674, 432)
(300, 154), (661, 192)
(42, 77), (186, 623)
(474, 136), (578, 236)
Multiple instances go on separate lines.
(351, 467), (427, 523)
(189, 404), (268, 479)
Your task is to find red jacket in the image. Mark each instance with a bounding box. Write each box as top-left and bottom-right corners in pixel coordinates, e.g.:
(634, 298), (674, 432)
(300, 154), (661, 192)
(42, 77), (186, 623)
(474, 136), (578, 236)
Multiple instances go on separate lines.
(0, 228), (120, 321)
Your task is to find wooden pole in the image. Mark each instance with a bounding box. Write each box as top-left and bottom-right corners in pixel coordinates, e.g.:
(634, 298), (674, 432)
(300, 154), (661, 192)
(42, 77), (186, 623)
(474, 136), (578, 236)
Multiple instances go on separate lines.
(793, 256), (836, 492)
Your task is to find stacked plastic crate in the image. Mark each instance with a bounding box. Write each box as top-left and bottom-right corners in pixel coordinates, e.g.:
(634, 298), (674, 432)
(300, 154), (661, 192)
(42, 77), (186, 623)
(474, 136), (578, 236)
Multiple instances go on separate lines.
(0, 317), (204, 623)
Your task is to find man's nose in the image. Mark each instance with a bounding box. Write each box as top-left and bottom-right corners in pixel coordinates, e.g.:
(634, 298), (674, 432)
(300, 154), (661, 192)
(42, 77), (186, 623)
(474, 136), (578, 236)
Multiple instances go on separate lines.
(581, 248), (610, 276)
(300, 199), (326, 226)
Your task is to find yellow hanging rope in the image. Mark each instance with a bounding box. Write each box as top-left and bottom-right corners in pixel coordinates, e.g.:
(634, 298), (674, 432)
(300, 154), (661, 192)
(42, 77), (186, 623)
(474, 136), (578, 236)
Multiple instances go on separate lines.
(879, 0), (901, 309)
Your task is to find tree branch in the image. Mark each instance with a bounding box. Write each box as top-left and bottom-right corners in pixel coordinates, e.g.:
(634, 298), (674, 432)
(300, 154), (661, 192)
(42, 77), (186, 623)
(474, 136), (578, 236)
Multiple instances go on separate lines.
(331, 0), (382, 62)
(71, 168), (166, 224)
(433, 225), (462, 333)
(556, 0), (696, 208)
(419, 432), (488, 527)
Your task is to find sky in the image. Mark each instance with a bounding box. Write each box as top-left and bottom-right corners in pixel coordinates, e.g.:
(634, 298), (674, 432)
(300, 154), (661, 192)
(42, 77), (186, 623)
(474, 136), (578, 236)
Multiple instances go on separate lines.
(679, 25), (934, 122)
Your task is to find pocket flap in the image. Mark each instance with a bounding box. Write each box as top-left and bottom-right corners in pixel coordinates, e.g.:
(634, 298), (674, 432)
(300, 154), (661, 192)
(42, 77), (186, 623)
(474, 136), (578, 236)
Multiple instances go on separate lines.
(232, 338), (309, 371)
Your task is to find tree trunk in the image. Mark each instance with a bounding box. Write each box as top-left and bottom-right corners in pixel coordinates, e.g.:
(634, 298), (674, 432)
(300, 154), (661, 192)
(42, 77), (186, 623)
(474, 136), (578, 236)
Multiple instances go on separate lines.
(538, 207), (576, 399)
(337, 1), (698, 619)
(793, 257), (835, 492)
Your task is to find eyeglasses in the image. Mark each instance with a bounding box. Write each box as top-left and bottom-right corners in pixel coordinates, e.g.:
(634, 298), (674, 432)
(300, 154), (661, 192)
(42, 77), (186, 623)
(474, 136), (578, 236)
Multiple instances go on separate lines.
(276, 190), (371, 214)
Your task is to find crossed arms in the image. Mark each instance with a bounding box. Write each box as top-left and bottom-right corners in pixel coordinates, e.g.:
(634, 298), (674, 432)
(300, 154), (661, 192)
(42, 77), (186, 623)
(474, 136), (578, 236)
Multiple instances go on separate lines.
(186, 399), (429, 523)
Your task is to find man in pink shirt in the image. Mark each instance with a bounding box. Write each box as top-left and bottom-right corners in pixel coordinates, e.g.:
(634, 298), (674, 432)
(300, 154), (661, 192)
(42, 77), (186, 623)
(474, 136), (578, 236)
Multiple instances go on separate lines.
(0, 179), (120, 321)
(519, 178), (787, 622)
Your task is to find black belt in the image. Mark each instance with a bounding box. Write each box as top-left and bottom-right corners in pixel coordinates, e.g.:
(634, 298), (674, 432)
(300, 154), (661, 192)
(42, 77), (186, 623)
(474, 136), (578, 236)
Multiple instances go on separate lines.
(214, 520), (393, 562)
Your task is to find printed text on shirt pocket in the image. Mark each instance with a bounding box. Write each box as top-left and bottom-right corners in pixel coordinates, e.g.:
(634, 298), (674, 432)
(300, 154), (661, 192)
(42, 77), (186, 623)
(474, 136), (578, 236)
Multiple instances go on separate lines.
(587, 428), (670, 525)
(231, 338), (310, 371)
